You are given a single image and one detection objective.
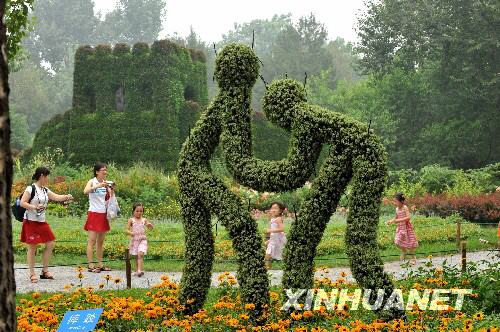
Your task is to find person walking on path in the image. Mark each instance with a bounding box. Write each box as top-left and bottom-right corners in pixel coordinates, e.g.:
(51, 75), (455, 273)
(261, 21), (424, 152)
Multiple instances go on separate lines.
(265, 202), (287, 269)
(386, 192), (419, 264)
(83, 162), (114, 273)
(20, 166), (73, 283)
(127, 203), (153, 277)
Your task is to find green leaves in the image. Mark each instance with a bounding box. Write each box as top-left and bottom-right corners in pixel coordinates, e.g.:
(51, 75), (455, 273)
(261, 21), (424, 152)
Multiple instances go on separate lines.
(5, 0), (34, 61)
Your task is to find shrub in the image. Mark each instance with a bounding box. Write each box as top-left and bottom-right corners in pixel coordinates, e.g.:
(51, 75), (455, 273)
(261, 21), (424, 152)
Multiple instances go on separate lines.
(446, 170), (484, 196)
(419, 164), (455, 194)
(410, 193), (500, 224)
(12, 159), (183, 219)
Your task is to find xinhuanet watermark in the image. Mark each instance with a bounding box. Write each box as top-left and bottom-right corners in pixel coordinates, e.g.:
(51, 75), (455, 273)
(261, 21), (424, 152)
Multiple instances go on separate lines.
(281, 288), (472, 311)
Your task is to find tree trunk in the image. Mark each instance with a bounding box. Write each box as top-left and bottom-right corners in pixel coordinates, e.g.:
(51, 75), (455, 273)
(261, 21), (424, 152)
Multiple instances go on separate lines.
(0, 1), (16, 330)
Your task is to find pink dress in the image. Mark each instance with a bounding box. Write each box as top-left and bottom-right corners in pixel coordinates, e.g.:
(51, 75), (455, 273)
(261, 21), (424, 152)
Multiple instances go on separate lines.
(129, 217), (148, 255)
(394, 207), (418, 249)
(266, 218), (286, 260)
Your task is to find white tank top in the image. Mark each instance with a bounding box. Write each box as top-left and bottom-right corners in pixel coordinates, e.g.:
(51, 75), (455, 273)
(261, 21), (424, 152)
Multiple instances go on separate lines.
(24, 184), (52, 222)
(88, 177), (107, 213)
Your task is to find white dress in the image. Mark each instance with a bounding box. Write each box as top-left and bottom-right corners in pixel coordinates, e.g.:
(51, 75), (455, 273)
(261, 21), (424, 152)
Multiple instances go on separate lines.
(265, 218), (286, 260)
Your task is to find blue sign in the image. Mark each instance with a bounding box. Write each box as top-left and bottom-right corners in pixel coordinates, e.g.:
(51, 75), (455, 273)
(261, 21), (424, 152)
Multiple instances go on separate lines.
(57, 308), (103, 332)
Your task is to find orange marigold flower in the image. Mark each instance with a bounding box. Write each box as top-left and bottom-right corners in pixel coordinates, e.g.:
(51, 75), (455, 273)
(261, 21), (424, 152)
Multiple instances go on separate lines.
(245, 303), (256, 310)
(303, 310), (313, 318)
(473, 312), (484, 321)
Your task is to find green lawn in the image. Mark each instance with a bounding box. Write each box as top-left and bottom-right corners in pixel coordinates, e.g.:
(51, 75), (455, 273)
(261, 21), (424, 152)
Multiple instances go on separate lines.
(12, 213), (497, 272)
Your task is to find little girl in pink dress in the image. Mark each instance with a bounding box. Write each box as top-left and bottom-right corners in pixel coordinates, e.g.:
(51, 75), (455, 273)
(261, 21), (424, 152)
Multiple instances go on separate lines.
(127, 203), (153, 277)
(386, 193), (418, 264)
(265, 202), (287, 269)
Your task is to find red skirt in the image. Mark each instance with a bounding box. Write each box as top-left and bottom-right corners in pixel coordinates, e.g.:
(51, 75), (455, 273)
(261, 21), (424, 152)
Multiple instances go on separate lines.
(84, 211), (110, 233)
(20, 220), (56, 244)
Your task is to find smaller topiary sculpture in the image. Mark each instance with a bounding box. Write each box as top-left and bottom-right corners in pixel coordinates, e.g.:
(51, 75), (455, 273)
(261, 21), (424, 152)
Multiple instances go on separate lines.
(220, 57), (397, 317)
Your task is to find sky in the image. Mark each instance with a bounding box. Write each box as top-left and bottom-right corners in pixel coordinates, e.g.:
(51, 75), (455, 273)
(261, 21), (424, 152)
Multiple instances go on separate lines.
(93, 0), (366, 44)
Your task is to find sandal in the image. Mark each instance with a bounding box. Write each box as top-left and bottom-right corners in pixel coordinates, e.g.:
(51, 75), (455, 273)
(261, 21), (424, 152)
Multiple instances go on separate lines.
(30, 274), (39, 283)
(88, 266), (100, 273)
(40, 270), (54, 279)
(97, 266), (111, 272)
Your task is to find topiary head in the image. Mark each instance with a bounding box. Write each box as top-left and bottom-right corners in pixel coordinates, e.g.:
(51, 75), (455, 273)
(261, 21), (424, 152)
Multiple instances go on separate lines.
(214, 44), (260, 90)
(263, 79), (307, 130)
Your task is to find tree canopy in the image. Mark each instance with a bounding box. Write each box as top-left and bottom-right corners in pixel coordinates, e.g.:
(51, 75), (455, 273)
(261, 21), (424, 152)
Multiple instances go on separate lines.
(355, 0), (500, 169)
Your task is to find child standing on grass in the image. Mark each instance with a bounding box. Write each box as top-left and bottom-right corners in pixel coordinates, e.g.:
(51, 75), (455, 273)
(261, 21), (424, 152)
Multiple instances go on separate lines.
(127, 203), (153, 277)
(265, 202), (286, 269)
(386, 192), (419, 264)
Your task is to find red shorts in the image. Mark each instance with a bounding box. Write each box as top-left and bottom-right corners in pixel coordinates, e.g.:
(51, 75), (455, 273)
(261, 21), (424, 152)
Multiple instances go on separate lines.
(20, 220), (56, 244)
(84, 211), (110, 233)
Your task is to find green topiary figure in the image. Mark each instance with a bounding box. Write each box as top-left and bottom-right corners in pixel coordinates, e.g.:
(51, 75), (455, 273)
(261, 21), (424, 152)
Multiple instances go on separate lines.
(179, 42), (398, 319)
(218, 49), (397, 316)
(177, 44), (269, 318)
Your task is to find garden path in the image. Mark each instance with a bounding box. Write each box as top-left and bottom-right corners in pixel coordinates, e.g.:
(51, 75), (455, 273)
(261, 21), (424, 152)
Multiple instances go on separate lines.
(14, 250), (498, 294)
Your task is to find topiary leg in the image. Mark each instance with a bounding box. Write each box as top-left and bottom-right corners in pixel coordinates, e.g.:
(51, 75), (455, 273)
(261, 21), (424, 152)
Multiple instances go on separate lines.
(282, 151), (352, 291)
(178, 195), (214, 314)
(196, 172), (270, 316)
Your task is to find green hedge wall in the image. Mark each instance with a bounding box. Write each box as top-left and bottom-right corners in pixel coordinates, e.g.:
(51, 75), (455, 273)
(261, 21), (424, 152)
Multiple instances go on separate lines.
(31, 40), (207, 171)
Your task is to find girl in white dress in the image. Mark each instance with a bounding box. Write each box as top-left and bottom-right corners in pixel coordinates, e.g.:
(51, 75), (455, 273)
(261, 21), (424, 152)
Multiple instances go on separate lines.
(265, 202), (286, 269)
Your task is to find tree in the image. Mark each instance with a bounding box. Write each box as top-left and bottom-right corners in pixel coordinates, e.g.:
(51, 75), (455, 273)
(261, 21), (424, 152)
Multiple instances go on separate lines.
(326, 38), (360, 85)
(10, 109), (32, 150)
(12, 0), (167, 138)
(269, 13), (331, 82)
(213, 14), (334, 111)
(23, 0), (97, 71)
(308, 73), (397, 154)
(9, 60), (64, 131)
(5, 0), (34, 62)
(356, 0), (500, 168)
(94, 0), (166, 45)
(0, 1), (16, 330)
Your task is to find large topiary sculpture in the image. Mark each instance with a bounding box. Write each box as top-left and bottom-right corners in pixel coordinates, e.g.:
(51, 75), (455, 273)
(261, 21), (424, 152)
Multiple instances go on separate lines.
(217, 46), (396, 314)
(177, 44), (269, 317)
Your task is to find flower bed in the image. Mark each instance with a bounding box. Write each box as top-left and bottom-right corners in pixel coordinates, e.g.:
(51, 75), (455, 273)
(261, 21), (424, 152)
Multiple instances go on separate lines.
(16, 258), (500, 331)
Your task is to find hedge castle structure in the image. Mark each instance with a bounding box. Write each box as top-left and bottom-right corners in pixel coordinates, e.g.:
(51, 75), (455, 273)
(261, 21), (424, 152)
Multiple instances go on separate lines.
(31, 40), (208, 170)
(31, 39), (291, 170)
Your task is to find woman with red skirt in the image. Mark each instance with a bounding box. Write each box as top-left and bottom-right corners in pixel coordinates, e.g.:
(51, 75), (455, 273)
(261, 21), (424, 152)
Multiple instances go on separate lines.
(83, 162), (114, 273)
(20, 166), (73, 283)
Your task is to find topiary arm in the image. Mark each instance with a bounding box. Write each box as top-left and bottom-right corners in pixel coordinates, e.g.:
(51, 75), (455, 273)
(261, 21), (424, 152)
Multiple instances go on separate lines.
(220, 87), (322, 192)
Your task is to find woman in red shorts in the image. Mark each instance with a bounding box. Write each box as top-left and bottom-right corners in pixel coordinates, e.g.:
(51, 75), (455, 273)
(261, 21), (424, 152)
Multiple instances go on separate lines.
(20, 166), (73, 283)
(84, 163), (115, 272)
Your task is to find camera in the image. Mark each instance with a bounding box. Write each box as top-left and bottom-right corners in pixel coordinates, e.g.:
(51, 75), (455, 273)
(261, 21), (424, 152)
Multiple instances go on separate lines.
(36, 207), (45, 216)
(105, 181), (115, 188)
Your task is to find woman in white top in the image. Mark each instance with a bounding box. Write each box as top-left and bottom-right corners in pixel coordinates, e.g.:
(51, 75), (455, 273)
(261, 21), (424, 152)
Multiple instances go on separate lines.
(83, 162), (114, 273)
(20, 166), (73, 283)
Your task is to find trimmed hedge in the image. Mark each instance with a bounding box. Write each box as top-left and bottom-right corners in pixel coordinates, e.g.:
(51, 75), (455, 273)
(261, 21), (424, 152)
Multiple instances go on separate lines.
(218, 45), (397, 317)
(177, 44), (269, 318)
(30, 40), (207, 171)
(410, 193), (500, 224)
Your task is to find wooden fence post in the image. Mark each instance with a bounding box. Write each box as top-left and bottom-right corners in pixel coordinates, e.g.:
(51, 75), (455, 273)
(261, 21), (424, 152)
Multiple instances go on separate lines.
(125, 249), (131, 289)
(456, 218), (461, 248)
(461, 241), (466, 273)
